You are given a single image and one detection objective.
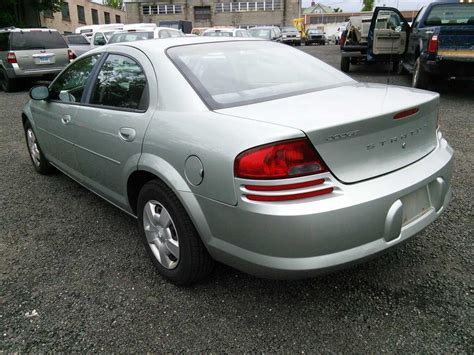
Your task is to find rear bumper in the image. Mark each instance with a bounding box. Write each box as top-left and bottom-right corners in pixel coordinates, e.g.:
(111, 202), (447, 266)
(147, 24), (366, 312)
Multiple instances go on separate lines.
(306, 38), (326, 44)
(282, 38), (301, 44)
(423, 58), (474, 78)
(187, 133), (454, 279)
(5, 64), (64, 79)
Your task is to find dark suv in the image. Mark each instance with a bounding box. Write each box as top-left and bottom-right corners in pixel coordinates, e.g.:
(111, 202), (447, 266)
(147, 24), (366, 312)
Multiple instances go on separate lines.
(0, 28), (74, 92)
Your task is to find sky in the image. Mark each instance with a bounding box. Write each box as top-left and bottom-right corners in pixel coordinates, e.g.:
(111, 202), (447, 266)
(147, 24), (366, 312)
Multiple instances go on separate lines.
(302, 0), (432, 11)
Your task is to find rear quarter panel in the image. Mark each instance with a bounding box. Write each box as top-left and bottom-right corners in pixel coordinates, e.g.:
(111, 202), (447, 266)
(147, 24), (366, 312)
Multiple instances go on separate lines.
(139, 47), (304, 206)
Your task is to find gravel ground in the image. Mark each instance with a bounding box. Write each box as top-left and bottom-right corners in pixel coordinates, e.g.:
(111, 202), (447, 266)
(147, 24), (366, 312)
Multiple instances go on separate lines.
(1, 45), (473, 352)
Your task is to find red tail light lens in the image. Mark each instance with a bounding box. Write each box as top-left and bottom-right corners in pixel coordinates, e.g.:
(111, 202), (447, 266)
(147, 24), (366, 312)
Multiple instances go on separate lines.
(7, 52), (17, 64)
(428, 35), (438, 54)
(68, 49), (76, 61)
(234, 138), (328, 179)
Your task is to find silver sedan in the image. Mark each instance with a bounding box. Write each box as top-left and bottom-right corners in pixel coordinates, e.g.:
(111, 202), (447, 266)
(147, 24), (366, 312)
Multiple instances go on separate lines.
(23, 37), (454, 285)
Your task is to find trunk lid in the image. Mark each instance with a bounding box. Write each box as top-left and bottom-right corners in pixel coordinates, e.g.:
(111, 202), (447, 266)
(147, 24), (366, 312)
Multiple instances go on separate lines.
(218, 83), (439, 183)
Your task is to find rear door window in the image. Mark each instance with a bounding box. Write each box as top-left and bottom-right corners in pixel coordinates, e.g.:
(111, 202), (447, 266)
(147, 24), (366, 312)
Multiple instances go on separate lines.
(10, 31), (68, 50)
(89, 54), (148, 110)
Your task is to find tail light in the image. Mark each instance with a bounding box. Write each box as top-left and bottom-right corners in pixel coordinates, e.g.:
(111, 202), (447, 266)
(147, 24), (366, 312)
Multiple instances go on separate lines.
(428, 35), (438, 54)
(235, 139), (333, 202)
(7, 52), (17, 64)
(234, 138), (328, 180)
(68, 49), (76, 62)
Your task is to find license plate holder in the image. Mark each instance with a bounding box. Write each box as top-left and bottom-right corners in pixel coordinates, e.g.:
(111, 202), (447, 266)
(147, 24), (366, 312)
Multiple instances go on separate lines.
(401, 186), (431, 226)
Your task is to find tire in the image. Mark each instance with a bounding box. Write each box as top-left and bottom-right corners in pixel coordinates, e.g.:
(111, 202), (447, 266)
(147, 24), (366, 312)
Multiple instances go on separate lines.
(137, 179), (214, 285)
(341, 56), (350, 72)
(0, 69), (18, 92)
(412, 57), (430, 89)
(24, 120), (54, 174)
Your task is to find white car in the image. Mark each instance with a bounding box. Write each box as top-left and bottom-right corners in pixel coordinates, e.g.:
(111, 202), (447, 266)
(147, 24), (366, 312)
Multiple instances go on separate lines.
(108, 27), (185, 44)
(202, 28), (250, 37)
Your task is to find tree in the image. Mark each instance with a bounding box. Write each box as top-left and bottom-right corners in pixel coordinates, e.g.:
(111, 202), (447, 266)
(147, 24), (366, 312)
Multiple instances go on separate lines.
(333, 7), (343, 12)
(103, 0), (123, 10)
(0, 0), (62, 27)
(361, 0), (374, 11)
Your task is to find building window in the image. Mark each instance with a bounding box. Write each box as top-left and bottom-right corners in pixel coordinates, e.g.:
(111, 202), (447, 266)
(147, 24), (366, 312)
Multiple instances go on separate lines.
(104, 11), (110, 24)
(142, 4), (183, 15)
(215, 0), (281, 12)
(61, 2), (70, 21)
(91, 9), (99, 24)
(77, 5), (86, 24)
(115, 14), (121, 23)
(194, 6), (211, 21)
(43, 9), (54, 18)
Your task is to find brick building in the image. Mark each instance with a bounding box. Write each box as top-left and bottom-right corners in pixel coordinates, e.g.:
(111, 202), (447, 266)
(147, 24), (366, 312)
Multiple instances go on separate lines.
(125, 0), (299, 28)
(40, 0), (127, 34)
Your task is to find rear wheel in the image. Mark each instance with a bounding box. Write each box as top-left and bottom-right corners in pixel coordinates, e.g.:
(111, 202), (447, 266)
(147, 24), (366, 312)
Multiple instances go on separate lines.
(341, 56), (350, 72)
(24, 120), (54, 174)
(412, 57), (430, 89)
(0, 69), (18, 92)
(137, 179), (214, 285)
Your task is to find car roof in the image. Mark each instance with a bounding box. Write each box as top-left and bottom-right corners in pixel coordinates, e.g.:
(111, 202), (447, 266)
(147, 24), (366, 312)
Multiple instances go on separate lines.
(101, 37), (262, 54)
(203, 28), (238, 32)
(111, 27), (179, 35)
(0, 28), (59, 33)
(249, 26), (277, 29)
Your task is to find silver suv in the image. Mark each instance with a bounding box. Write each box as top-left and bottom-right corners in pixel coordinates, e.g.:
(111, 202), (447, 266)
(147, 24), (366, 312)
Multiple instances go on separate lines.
(0, 28), (73, 92)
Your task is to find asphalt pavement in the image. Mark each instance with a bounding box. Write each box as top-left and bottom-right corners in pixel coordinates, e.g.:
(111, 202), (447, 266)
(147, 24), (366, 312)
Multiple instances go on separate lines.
(1, 44), (473, 352)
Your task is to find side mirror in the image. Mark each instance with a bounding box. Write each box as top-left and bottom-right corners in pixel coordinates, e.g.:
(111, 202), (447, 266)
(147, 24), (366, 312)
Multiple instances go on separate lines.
(29, 85), (49, 101)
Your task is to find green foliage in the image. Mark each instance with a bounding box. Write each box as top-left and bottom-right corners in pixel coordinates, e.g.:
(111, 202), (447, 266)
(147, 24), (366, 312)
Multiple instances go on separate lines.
(103, 0), (123, 10)
(333, 7), (342, 13)
(0, 0), (62, 27)
(0, 0), (20, 27)
(361, 0), (374, 11)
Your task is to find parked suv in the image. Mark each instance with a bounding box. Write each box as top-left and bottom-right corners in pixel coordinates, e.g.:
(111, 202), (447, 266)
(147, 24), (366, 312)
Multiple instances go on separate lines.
(0, 28), (73, 92)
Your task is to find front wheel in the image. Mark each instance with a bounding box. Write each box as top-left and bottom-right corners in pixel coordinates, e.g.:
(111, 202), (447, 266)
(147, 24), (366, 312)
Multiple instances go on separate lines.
(412, 57), (430, 89)
(24, 121), (54, 174)
(137, 179), (214, 285)
(341, 56), (350, 72)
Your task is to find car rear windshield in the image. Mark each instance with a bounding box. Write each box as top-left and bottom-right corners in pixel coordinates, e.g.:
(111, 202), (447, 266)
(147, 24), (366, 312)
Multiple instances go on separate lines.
(168, 41), (354, 109)
(66, 35), (89, 45)
(425, 4), (474, 26)
(11, 31), (68, 50)
(108, 31), (154, 43)
(249, 29), (271, 39)
(282, 27), (298, 33)
(203, 31), (233, 37)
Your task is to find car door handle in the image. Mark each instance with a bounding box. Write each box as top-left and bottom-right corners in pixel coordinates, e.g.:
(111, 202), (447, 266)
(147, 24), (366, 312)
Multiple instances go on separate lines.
(61, 114), (72, 125)
(118, 128), (136, 142)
